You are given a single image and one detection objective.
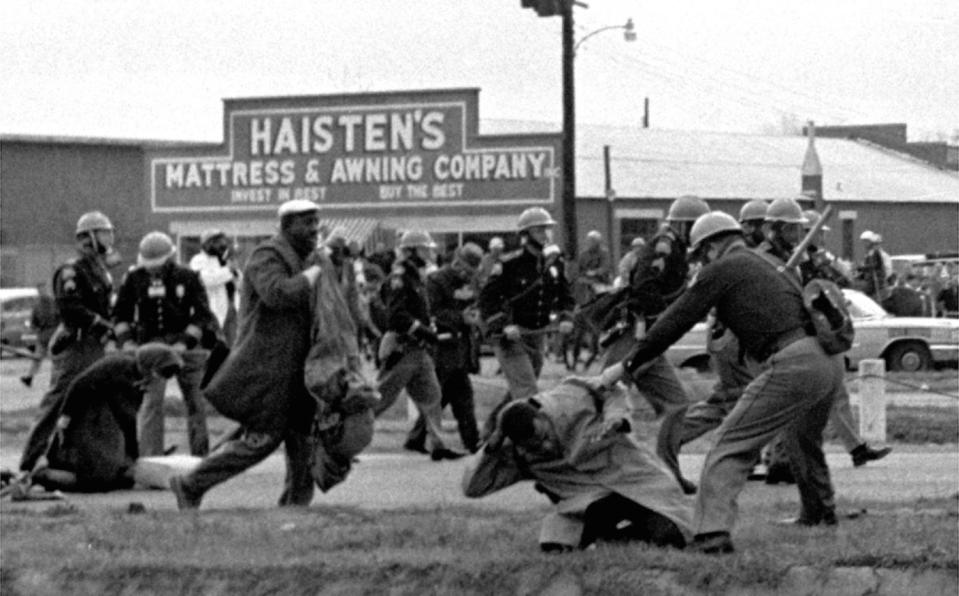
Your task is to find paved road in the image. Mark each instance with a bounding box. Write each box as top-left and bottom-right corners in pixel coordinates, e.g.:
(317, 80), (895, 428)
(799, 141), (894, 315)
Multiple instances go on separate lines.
(3, 448), (957, 515)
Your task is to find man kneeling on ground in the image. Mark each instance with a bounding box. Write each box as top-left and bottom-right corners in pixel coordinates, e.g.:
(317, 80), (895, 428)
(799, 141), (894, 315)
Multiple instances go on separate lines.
(462, 377), (692, 552)
(22, 343), (182, 492)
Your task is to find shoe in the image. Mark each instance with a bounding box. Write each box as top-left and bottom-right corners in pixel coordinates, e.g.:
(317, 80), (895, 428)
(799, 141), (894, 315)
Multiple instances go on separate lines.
(688, 532), (735, 555)
(851, 444), (892, 467)
(747, 464), (767, 481)
(402, 440), (428, 455)
(430, 447), (466, 462)
(169, 475), (202, 510)
(540, 542), (575, 554)
(764, 465), (795, 485)
(19, 376), (32, 388)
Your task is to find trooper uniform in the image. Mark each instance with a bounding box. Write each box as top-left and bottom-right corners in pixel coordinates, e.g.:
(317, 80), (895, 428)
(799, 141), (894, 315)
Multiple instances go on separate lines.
(405, 245), (484, 453)
(760, 207), (890, 481)
(479, 237), (574, 401)
(601, 196), (708, 490)
(19, 212), (116, 474)
(617, 211), (844, 553)
(659, 200), (770, 492)
(373, 231), (460, 461)
(114, 232), (217, 457)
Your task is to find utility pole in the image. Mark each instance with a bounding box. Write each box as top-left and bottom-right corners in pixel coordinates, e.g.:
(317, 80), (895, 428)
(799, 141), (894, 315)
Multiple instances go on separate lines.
(561, 2), (577, 258)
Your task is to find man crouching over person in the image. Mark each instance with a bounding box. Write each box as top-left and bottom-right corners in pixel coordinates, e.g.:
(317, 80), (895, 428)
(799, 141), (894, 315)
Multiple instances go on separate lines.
(462, 376), (692, 552)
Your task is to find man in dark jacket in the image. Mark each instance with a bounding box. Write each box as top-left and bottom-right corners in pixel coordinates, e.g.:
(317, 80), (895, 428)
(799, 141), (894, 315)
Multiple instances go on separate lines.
(373, 230), (462, 461)
(602, 211), (845, 554)
(23, 343), (182, 493)
(19, 211), (118, 474)
(114, 231), (218, 457)
(169, 199), (325, 510)
(405, 243), (484, 454)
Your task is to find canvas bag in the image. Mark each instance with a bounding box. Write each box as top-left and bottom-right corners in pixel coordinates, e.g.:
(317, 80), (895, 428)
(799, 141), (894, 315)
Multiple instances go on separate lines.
(754, 250), (854, 355)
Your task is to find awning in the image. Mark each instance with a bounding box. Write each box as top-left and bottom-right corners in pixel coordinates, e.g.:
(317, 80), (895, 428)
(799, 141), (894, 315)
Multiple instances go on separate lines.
(319, 218), (390, 253)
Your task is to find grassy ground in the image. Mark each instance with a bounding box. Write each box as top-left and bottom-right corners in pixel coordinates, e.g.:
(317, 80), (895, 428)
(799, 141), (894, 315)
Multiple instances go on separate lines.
(2, 497), (956, 595)
(1, 356), (957, 594)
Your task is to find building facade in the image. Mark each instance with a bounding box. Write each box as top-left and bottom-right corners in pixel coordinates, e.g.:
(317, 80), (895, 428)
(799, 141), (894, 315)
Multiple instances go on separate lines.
(2, 89), (958, 288)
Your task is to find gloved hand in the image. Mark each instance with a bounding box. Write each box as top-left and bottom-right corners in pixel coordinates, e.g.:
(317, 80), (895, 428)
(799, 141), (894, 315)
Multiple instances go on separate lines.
(121, 341), (138, 353)
(503, 325), (521, 341)
(590, 417), (631, 443)
(558, 320), (574, 335)
(597, 362), (625, 388)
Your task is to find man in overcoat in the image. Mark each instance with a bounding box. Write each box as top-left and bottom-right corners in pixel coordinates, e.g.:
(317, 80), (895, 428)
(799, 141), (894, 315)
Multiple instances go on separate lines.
(463, 377), (693, 552)
(169, 199), (324, 509)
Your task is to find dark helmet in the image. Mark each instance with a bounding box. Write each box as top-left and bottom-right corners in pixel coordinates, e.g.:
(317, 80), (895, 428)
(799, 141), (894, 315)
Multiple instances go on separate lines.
(689, 212), (743, 252)
(666, 196), (710, 222)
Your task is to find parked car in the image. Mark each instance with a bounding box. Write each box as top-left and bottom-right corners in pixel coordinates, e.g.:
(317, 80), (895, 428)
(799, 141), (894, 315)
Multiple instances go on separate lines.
(0, 287), (40, 355)
(665, 289), (959, 373)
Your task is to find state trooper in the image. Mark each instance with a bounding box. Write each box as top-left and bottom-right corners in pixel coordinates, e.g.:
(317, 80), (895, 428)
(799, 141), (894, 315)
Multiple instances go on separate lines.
(478, 207), (575, 426)
(759, 203), (891, 482)
(19, 211), (119, 474)
(602, 211), (845, 554)
(373, 230), (463, 461)
(738, 199), (769, 248)
(114, 231), (217, 456)
(602, 195), (708, 492)
(405, 243), (485, 454)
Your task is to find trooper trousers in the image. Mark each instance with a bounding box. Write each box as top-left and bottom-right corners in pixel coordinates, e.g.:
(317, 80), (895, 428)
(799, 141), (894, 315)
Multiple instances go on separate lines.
(693, 337), (844, 535)
(373, 347), (449, 452)
(139, 348), (209, 457)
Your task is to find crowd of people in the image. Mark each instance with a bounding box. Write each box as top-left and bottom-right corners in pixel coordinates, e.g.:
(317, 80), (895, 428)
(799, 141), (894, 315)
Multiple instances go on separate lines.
(11, 194), (948, 556)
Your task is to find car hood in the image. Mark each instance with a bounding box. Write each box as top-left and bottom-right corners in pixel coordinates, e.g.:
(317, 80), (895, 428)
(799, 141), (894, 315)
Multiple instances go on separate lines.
(856, 316), (959, 329)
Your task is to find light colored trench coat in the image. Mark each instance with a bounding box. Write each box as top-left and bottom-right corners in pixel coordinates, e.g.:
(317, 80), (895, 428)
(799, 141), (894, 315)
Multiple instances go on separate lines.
(462, 378), (694, 547)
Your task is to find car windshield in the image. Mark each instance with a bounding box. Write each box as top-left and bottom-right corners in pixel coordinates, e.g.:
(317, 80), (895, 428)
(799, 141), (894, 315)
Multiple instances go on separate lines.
(842, 290), (888, 320)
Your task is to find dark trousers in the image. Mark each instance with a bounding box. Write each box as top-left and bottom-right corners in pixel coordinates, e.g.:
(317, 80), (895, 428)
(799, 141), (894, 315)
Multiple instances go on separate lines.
(179, 427), (315, 507)
(580, 493), (687, 549)
(406, 366), (480, 452)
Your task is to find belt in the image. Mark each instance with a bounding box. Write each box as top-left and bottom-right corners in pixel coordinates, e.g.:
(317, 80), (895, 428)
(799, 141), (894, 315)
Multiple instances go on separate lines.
(759, 328), (809, 361)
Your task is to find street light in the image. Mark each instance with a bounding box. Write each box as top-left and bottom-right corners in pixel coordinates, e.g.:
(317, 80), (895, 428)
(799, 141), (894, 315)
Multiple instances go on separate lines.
(562, 13), (635, 258)
(522, 2), (636, 258)
(574, 18), (636, 54)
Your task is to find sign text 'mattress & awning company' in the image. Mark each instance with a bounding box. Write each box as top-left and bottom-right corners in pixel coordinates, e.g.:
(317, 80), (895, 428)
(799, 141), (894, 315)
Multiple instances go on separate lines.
(150, 100), (560, 213)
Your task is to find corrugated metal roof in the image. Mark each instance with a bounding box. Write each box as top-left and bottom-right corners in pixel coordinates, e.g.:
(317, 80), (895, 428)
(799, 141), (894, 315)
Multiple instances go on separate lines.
(481, 120), (959, 204)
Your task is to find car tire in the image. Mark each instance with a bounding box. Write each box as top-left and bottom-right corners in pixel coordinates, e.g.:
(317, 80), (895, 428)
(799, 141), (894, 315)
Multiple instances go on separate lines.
(885, 341), (932, 372)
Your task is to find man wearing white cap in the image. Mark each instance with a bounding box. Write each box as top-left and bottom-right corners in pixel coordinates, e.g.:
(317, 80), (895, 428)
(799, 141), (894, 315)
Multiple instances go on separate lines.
(170, 199), (325, 509)
(858, 231), (891, 300)
(114, 231), (218, 457)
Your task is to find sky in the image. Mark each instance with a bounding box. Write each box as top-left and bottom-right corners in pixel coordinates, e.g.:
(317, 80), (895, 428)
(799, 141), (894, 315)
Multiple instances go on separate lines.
(1, 0), (957, 143)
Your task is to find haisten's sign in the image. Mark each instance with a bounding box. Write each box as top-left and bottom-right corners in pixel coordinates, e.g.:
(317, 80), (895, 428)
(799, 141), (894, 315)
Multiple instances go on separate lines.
(149, 90), (562, 213)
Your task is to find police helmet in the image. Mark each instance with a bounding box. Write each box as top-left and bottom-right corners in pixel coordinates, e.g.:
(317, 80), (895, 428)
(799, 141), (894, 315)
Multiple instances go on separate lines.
(455, 242), (484, 269)
(517, 207), (557, 231)
(398, 230), (435, 250)
(765, 198), (807, 224)
(138, 231), (176, 268)
(75, 211), (114, 236)
(802, 210), (830, 231)
(666, 195), (710, 222)
(738, 200), (769, 223)
(689, 212), (743, 252)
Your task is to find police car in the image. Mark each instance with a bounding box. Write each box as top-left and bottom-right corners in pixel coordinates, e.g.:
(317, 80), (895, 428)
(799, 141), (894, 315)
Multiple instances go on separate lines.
(666, 289), (959, 373)
(0, 287), (39, 354)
